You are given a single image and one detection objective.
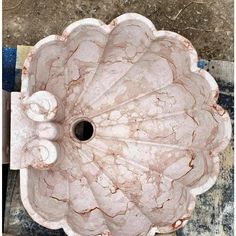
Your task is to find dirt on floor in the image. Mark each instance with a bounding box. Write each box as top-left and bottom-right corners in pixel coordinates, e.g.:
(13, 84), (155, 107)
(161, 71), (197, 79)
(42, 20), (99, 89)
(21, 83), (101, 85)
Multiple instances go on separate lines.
(3, 0), (234, 61)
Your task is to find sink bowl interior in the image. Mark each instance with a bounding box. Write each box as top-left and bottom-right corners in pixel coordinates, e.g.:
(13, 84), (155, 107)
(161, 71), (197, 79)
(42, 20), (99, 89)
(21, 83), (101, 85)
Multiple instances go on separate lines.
(10, 13), (231, 236)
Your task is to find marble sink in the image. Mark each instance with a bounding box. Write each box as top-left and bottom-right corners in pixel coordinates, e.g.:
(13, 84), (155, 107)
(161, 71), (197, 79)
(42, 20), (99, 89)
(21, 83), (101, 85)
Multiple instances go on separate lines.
(10, 13), (231, 236)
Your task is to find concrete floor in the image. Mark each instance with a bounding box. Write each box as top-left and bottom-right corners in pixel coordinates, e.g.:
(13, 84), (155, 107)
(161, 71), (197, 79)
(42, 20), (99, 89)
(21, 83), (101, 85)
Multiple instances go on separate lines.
(3, 0), (234, 61)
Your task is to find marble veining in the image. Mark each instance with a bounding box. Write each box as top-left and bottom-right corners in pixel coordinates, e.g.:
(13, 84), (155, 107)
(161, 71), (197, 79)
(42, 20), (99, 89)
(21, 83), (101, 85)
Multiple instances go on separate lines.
(10, 13), (231, 236)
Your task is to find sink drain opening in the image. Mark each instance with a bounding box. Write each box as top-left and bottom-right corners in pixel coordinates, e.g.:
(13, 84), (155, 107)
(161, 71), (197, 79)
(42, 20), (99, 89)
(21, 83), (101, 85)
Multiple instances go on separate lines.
(73, 120), (94, 141)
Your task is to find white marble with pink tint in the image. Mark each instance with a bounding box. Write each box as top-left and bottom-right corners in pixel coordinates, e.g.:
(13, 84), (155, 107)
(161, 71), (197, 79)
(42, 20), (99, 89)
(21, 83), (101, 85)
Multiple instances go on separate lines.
(10, 13), (231, 236)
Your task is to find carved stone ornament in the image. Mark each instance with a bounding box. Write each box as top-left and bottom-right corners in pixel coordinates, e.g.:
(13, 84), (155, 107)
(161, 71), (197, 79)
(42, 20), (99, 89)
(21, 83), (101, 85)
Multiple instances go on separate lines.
(10, 13), (231, 236)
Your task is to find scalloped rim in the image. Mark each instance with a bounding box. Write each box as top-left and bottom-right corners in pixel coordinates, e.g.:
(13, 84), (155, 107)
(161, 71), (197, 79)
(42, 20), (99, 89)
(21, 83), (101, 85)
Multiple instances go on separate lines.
(19, 13), (232, 235)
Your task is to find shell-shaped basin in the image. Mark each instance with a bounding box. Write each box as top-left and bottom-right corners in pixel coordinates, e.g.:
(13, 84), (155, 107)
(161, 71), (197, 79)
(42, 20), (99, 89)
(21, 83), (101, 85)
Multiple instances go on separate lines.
(10, 13), (231, 236)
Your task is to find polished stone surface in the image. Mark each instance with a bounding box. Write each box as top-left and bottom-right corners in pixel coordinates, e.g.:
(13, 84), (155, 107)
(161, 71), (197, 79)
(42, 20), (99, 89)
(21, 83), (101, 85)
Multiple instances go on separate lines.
(8, 14), (232, 235)
(3, 0), (234, 235)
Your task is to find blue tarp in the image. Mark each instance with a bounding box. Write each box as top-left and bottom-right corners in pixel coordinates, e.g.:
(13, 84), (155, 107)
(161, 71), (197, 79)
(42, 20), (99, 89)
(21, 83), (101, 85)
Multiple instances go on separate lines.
(2, 47), (16, 91)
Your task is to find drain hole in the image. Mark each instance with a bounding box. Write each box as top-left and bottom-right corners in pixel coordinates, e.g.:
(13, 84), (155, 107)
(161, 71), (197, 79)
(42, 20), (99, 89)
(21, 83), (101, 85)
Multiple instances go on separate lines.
(73, 120), (94, 141)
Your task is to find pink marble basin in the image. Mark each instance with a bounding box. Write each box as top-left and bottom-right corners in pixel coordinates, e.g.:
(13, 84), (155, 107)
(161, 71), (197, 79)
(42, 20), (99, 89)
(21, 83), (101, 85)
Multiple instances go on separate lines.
(10, 13), (231, 236)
